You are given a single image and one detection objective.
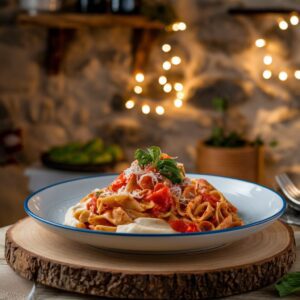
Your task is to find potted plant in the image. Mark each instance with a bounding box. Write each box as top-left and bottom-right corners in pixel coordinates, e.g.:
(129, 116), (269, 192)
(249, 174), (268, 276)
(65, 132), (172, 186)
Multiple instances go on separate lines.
(196, 98), (266, 183)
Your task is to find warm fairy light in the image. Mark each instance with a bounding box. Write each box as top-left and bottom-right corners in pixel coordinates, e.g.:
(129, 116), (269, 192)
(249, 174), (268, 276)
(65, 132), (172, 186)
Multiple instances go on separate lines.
(155, 105), (165, 115)
(172, 22), (187, 31)
(279, 19), (289, 30)
(177, 22), (187, 31)
(176, 91), (184, 99)
(263, 55), (273, 65)
(163, 83), (172, 93)
(135, 73), (144, 83)
(125, 100), (135, 109)
(294, 70), (300, 79)
(158, 76), (167, 85)
(142, 104), (150, 114)
(174, 98), (183, 108)
(172, 23), (180, 31)
(262, 70), (272, 79)
(134, 85), (143, 94)
(290, 14), (299, 25)
(279, 71), (288, 81)
(174, 82), (183, 91)
(255, 39), (266, 48)
(162, 61), (172, 70)
(162, 44), (171, 53)
(171, 56), (181, 65)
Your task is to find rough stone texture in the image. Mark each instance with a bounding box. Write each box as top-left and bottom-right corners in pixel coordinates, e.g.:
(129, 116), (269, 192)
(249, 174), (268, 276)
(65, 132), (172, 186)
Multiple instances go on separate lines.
(195, 14), (252, 54)
(189, 79), (248, 109)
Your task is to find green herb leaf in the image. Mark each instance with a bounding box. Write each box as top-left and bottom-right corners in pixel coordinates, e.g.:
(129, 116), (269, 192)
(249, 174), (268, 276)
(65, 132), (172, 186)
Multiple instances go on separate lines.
(157, 158), (183, 184)
(134, 146), (183, 184)
(134, 149), (152, 167)
(275, 272), (300, 297)
(148, 146), (161, 165)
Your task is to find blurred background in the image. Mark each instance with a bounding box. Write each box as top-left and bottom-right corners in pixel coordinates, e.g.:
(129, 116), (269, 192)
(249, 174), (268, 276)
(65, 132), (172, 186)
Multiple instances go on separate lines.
(0, 0), (300, 226)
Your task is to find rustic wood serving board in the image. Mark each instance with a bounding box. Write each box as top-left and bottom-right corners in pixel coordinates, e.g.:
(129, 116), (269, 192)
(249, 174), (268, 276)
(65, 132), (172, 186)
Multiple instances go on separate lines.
(5, 218), (296, 299)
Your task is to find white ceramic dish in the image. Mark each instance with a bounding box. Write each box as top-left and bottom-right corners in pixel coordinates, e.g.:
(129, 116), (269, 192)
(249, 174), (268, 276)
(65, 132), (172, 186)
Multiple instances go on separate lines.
(25, 174), (286, 253)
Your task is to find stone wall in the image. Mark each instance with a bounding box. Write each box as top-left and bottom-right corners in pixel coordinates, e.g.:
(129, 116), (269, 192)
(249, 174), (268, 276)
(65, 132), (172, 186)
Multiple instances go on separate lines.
(0, 0), (300, 173)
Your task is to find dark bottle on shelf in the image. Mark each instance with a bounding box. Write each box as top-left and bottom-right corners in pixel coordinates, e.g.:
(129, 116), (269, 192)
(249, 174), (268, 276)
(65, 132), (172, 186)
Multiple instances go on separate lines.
(111, 0), (140, 14)
(78, 0), (109, 13)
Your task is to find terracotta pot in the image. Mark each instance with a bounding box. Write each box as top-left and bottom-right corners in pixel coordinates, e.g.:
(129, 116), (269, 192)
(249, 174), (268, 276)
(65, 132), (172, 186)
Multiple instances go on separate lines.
(196, 141), (265, 183)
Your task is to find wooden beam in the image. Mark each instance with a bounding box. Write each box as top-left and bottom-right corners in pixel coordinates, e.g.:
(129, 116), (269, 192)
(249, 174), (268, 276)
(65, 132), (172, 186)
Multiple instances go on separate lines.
(17, 13), (165, 30)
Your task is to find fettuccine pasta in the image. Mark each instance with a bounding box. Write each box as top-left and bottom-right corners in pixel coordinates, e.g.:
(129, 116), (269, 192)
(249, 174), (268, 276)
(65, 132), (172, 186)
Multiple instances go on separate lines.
(65, 146), (244, 233)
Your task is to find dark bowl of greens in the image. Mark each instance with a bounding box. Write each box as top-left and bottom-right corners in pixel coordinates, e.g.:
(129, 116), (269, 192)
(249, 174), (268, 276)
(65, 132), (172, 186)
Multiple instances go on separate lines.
(41, 138), (125, 172)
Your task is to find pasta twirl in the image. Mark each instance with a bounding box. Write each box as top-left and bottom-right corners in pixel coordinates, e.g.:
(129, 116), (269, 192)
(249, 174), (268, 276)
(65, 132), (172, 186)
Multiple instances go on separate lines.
(65, 146), (244, 233)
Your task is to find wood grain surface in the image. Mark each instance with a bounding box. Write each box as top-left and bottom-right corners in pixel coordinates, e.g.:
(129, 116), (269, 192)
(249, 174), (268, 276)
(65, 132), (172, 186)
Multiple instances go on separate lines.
(4, 218), (297, 299)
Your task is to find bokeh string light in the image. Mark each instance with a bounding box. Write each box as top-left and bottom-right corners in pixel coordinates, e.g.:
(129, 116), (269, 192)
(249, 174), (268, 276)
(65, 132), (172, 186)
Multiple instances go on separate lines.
(125, 20), (187, 115)
(257, 12), (300, 82)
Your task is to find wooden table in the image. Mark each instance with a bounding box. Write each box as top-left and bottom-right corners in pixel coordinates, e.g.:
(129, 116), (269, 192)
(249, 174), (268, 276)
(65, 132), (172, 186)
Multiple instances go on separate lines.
(0, 225), (299, 299)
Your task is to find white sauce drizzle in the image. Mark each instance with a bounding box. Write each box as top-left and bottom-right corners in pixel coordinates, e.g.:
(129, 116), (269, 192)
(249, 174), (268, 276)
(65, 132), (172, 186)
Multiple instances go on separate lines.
(64, 202), (87, 227)
(116, 218), (177, 234)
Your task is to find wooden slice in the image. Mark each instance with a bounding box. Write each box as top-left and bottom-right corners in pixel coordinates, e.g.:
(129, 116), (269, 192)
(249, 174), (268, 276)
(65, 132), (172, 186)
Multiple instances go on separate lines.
(5, 218), (296, 299)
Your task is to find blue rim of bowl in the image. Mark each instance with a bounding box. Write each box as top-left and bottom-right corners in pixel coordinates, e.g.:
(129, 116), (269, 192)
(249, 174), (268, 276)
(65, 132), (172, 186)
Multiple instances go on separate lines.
(24, 173), (286, 237)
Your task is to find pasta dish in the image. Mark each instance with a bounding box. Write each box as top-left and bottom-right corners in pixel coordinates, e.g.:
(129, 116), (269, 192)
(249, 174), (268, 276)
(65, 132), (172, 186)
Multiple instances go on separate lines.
(64, 146), (244, 233)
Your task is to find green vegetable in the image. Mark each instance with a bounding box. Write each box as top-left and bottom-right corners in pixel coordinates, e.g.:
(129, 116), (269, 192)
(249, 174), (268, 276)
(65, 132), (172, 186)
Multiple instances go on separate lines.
(275, 272), (300, 297)
(47, 138), (124, 165)
(156, 158), (183, 184)
(92, 152), (113, 164)
(134, 148), (154, 167)
(134, 146), (183, 184)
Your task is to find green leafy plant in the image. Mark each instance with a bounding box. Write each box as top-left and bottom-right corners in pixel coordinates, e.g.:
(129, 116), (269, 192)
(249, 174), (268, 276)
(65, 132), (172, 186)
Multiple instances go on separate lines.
(205, 97), (247, 147)
(275, 272), (300, 297)
(205, 97), (278, 148)
(135, 146), (184, 184)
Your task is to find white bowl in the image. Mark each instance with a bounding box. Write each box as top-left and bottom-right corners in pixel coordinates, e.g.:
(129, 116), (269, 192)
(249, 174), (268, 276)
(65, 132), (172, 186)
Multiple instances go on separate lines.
(25, 174), (286, 253)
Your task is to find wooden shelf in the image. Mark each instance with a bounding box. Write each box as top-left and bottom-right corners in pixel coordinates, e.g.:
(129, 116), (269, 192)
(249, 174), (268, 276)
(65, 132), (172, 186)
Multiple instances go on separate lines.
(17, 13), (164, 75)
(17, 13), (165, 29)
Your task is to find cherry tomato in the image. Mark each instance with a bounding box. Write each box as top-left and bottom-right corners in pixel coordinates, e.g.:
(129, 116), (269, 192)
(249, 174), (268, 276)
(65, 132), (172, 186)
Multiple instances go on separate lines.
(161, 153), (171, 159)
(169, 220), (199, 233)
(146, 183), (173, 213)
(110, 172), (126, 192)
(139, 175), (155, 190)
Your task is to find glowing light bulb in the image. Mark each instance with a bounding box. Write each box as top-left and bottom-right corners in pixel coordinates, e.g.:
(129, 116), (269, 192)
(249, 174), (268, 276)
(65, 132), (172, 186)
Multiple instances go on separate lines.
(158, 76), (167, 85)
(163, 83), (172, 93)
(125, 100), (135, 109)
(290, 14), (299, 25)
(162, 61), (171, 70)
(176, 92), (184, 99)
(279, 71), (288, 81)
(155, 105), (165, 115)
(279, 19), (289, 30)
(177, 22), (187, 31)
(255, 39), (266, 48)
(162, 44), (171, 53)
(171, 56), (181, 65)
(134, 85), (143, 94)
(294, 70), (300, 79)
(262, 70), (272, 79)
(263, 55), (273, 65)
(135, 73), (144, 83)
(174, 82), (183, 91)
(174, 99), (183, 108)
(172, 23), (180, 31)
(142, 104), (150, 114)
